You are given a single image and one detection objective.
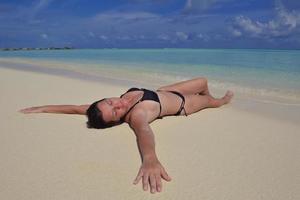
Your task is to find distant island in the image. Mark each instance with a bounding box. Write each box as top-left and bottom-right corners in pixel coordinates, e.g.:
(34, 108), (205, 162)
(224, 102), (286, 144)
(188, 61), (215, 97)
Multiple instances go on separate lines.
(0, 47), (75, 51)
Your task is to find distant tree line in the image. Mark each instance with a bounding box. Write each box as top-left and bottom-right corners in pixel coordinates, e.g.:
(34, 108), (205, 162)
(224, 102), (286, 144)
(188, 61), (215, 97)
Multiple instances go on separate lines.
(1, 47), (75, 51)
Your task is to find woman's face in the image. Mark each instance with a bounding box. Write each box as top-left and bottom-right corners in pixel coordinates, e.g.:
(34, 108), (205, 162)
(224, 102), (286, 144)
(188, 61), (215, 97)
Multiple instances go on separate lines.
(96, 97), (129, 123)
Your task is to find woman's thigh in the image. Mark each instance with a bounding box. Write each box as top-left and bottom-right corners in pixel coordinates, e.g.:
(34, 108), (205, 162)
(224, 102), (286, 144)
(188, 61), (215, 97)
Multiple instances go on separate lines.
(158, 77), (207, 95)
(181, 94), (211, 115)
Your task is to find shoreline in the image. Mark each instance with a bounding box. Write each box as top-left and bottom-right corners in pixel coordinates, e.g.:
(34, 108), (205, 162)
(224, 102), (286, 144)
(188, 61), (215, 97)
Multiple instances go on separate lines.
(1, 57), (299, 105)
(0, 58), (299, 124)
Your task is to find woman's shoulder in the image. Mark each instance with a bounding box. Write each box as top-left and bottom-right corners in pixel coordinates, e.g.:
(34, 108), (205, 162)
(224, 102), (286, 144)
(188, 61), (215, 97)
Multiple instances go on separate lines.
(128, 108), (148, 127)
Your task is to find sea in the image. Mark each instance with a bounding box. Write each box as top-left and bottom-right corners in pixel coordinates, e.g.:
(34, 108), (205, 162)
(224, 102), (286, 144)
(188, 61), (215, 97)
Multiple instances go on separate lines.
(0, 48), (300, 106)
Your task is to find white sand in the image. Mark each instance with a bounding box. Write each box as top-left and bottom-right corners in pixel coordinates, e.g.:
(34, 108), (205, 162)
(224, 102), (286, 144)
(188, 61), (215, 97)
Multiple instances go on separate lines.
(0, 66), (299, 200)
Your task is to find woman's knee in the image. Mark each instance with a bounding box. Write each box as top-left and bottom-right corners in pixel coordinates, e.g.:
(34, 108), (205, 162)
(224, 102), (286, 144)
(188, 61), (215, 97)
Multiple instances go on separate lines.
(184, 95), (211, 114)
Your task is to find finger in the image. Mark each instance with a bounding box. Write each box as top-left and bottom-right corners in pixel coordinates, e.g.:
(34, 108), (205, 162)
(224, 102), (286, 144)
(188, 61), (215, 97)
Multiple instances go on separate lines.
(149, 174), (157, 194)
(133, 170), (143, 185)
(142, 173), (149, 191)
(19, 108), (35, 114)
(155, 174), (162, 192)
(19, 108), (30, 113)
(19, 109), (26, 113)
(161, 169), (172, 182)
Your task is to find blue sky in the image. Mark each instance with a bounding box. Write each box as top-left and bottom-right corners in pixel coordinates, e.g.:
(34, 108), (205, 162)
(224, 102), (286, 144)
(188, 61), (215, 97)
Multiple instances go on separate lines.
(0, 0), (299, 49)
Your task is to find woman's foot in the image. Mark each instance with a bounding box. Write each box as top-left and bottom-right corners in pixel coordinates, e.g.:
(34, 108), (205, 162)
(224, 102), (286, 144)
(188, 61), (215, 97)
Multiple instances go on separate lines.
(222, 90), (234, 104)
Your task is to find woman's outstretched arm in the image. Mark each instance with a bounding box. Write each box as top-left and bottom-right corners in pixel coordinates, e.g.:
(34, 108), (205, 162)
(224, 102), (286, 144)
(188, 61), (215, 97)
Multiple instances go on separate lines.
(19, 104), (90, 115)
(129, 110), (171, 194)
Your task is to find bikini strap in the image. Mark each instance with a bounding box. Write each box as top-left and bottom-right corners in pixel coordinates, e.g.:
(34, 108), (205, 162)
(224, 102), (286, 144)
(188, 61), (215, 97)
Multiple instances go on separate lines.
(120, 99), (141, 122)
(158, 102), (162, 117)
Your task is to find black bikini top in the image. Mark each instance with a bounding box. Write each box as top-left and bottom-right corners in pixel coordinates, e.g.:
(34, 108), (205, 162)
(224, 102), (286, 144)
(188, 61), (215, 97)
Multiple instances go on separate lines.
(120, 88), (162, 122)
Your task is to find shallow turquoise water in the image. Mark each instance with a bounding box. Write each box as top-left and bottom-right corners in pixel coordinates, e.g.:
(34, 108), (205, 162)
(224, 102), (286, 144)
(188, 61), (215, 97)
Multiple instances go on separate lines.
(1, 49), (300, 103)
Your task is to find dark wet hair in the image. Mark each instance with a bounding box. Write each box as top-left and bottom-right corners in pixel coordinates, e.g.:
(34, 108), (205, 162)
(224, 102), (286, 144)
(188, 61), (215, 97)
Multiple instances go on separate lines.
(86, 99), (123, 129)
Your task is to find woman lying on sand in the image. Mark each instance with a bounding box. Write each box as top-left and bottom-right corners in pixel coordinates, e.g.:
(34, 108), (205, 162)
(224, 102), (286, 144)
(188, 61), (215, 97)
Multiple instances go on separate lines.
(20, 77), (233, 194)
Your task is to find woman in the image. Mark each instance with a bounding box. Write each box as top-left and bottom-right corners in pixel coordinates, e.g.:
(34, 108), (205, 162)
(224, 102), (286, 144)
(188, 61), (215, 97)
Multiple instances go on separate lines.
(20, 77), (233, 194)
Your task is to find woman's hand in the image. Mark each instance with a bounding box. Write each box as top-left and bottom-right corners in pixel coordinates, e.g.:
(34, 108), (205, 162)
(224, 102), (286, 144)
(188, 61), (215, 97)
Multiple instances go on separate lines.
(133, 158), (172, 194)
(19, 106), (45, 114)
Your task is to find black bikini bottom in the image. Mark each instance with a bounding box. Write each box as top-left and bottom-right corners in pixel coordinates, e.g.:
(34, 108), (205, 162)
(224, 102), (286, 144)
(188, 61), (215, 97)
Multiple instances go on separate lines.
(169, 91), (187, 116)
(157, 90), (187, 116)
